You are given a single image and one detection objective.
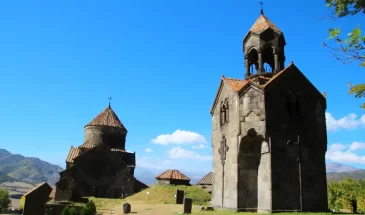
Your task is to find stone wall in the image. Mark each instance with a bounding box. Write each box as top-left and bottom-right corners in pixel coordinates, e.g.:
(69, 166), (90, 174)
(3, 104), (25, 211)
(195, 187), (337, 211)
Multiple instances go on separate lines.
(23, 184), (52, 215)
(265, 67), (328, 212)
(84, 125), (127, 149)
(237, 86), (269, 212)
(211, 82), (240, 209)
(156, 179), (190, 186)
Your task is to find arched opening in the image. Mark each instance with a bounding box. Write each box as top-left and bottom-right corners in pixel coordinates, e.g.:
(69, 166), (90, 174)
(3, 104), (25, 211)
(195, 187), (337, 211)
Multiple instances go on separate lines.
(263, 63), (272, 72)
(238, 128), (264, 211)
(247, 49), (258, 75)
(261, 46), (274, 73)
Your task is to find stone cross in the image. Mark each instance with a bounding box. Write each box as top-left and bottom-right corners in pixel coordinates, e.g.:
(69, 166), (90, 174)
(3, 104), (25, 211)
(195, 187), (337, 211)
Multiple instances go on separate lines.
(258, 0), (264, 15)
(218, 134), (229, 166)
(108, 96), (112, 107)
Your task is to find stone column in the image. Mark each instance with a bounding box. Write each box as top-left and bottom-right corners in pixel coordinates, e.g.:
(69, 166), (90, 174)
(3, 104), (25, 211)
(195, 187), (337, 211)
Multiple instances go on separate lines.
(274, 53), (279, 73)
(258, 52), (264, 74)
(245, 58), (250, 79)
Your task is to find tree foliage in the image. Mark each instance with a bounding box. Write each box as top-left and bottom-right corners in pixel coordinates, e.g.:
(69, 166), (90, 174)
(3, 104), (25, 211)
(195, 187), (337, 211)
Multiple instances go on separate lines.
(328, 178), (365, 213)
(324, 0), (365, 108)
(0, 189), (11, 209)
(80, 201), (96, 215)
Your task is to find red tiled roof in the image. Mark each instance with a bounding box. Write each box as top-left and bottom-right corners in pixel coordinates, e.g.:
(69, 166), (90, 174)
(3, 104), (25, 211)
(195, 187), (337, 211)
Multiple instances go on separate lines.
(66, 147), (80, 163)
(85, 105), (126, 130)
(223, 77), (249, 92)
(196, 172), (213, 185)
(155, 169), (190, 180)
(49, 188), (56, 199)
(249, 14), (281, 34)
(79, 141), (93, 149)
(210, 63), (295, 115)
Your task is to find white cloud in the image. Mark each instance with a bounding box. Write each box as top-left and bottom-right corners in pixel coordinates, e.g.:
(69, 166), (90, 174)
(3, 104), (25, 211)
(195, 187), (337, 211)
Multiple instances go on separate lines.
(145, 148), (154, 153)
(168, 146), (212, 161)
(151, 129), (207, 145)
(136, 156), (173, 170)
(328, 143), (347, 151)
(326, 142), (365, 164)
(349, 141), (365, 151)
(192, 144), (208, 149)
(326, 112), (365, 131)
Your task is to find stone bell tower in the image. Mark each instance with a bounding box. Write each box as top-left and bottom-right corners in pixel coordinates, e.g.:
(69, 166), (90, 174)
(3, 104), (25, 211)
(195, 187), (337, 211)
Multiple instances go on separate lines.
(210, 10), (328, 213)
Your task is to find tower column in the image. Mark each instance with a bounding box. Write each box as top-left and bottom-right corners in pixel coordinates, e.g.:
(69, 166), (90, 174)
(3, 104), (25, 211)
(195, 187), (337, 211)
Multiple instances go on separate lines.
(245, 57), (250, 79)
(258, 52), (264, 74)
(274, 53), (279, 73)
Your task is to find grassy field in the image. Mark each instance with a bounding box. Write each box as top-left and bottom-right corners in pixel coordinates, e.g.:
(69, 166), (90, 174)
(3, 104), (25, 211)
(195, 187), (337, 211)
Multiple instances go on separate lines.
(87, 185), (334, 215)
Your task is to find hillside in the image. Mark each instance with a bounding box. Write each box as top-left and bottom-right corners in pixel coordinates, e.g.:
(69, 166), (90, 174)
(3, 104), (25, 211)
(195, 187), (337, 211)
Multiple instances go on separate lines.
(0, 149), (63, 185)
(327, 169), (365, 182)
(326, 162), (360, 173)
(0, 171), (15, 183)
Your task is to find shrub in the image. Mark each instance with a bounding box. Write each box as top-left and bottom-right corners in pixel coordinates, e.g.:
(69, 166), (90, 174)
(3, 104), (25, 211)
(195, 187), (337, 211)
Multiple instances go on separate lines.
(68, 207), (78, 215)
(80, 201), (96, 215)
(61, 206), (70, 215)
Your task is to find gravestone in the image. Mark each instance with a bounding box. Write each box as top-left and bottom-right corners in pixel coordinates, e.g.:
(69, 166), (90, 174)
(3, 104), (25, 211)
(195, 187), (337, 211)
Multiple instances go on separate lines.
(176, 189), (184, 204)
(123, 203), (131, 214)
(183, 198), (193, 214)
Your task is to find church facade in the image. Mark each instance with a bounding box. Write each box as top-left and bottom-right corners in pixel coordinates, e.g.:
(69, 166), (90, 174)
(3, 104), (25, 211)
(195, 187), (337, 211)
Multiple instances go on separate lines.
(54, 104), (148, 201)
(210, 11), (328, 212)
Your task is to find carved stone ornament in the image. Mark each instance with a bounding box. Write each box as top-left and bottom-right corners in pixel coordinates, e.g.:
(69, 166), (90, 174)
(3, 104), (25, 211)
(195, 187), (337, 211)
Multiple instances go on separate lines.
(218, 134), (229, 166)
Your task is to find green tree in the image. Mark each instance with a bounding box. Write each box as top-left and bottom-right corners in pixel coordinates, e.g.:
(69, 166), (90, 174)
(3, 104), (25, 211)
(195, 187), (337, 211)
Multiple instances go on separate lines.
(61, 206), (70, 215)
(339, 177), (360, 213)
(80, 201), (96, 215)
(328, 181), (343, 212)
(68, 207), (79, 215)
(0, 189), (11, 209)
(324, 0), (365, 108)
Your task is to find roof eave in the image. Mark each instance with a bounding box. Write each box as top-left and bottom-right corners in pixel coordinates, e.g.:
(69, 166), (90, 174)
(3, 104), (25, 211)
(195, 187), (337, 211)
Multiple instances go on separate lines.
(210, 78), (224, 115)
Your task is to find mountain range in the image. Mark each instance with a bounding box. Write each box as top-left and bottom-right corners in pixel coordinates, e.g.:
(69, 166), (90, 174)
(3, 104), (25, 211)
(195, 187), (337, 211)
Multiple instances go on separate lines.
(0, 149), (63, 185)
(0, 148), (364, 188)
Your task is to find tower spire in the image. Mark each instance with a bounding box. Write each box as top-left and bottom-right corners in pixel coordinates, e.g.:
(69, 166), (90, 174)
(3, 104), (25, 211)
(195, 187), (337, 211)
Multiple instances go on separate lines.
(108, 96), (112, 108)
(258, 0), (264, 15)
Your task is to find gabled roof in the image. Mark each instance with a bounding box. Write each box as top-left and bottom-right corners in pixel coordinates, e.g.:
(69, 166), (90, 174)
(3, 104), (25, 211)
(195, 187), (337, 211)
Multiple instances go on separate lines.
(210, 63), (295, 115)
(85, 105), (127, 130)
(155, 169), (190, 181)
(49, 187), (56, 199)
(23, 182), (52, 197)
(66, 147), (80, 163)
(196, 172), (213, 185)
(79, 141), (93, 149)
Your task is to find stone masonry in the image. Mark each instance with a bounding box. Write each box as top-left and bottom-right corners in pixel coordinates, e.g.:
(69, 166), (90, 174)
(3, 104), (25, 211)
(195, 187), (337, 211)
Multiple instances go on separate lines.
(210, 11), (328, 213)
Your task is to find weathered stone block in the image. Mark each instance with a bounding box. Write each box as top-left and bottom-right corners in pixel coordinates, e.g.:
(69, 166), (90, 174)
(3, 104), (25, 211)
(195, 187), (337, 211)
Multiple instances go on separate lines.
(123, 203), (131, 214)
(183, 198), (193, 214)
(176, 189), (184, 204)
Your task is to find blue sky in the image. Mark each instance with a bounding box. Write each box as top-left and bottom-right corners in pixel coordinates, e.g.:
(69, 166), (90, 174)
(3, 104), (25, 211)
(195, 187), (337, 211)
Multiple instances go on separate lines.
(0, 0), (364, 175)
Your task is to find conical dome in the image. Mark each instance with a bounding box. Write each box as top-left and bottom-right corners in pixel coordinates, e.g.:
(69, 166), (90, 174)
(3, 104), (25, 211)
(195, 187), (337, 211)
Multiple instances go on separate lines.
(85, 105), (127, 131)
(84, 104), (128, 149)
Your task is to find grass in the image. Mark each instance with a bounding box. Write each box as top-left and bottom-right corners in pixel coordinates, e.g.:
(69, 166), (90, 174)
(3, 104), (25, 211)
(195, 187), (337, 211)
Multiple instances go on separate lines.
(125, 185), (212, 205)
(85, 186), (336, 215)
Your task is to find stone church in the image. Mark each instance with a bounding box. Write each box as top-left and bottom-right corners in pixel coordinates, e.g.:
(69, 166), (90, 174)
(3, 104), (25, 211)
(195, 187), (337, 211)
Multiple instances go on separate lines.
(210, 11), (328, 212)
(54, 103), (148, 201)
